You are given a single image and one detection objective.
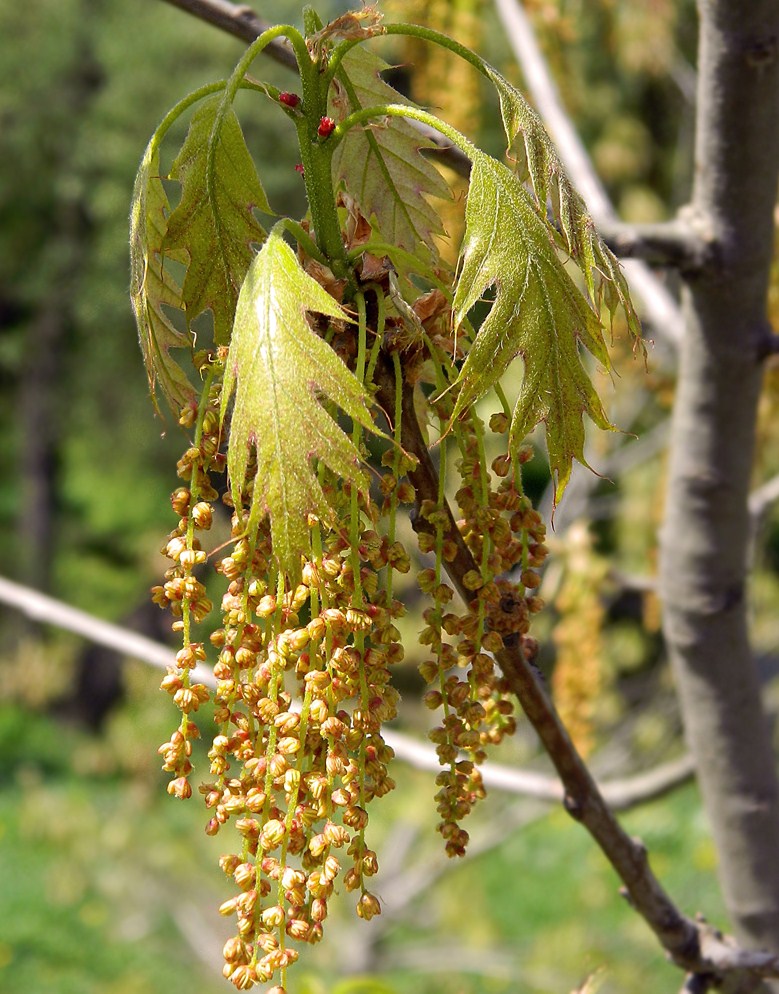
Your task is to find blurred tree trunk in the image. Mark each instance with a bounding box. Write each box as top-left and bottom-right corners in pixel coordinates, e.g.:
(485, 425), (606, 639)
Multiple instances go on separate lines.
(660, 0), (779, 955)
(16, 10), (101, 594)
(18, 221), (81, 593)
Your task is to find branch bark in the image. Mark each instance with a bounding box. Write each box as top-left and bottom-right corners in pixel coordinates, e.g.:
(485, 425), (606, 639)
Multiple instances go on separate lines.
(600, 218), (713, 271)
(370, 355), (779, 990)
(159, 0), (295, 68)
(659, 0), (779, 958)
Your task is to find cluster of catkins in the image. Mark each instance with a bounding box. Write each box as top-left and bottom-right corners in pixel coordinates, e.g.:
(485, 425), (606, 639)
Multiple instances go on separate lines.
(416, 403), (548, 855)
(153, 367), (548, 989)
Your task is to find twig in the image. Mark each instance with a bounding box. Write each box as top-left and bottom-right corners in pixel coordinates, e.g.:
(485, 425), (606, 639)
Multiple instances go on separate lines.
(338, 801), (549, 973)
(157, 0), (474, 172)
(495, 587), (779, 987)
(376, 365), (779, 989)
(375, 942), (517, 979)
(159, 0), (295, 68)
(377, 801), (549, 921)
(0, 572), (691, 808)
(600, 218), (713, 271)
(681, 974), (714, 994)
(748, 472), (779, 523)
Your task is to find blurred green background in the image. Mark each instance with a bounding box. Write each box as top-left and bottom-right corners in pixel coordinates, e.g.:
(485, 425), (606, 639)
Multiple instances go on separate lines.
(3, 1), (774, 992)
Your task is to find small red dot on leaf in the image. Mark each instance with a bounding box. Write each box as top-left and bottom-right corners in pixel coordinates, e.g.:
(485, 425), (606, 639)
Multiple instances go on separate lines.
(279, 91), (300, 107)
(294, 163), (305, 175)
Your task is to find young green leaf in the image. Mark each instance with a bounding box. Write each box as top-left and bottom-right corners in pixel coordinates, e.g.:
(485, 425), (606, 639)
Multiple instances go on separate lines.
(330, 46), (451, 266)
(449, 151), (614, 502)
(485, 65), (641, 341)
(164, 94), (271, 345)
(130, 142), (195, 413)
(221, 227), (380, 582)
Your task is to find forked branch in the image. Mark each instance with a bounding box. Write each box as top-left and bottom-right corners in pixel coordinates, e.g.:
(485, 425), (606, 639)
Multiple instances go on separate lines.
(374, 354), (779, 992)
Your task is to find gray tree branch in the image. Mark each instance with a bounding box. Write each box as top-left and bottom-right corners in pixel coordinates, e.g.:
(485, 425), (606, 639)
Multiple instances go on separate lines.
(600, 218), (714, 271)
(658, 0), (779, 960)
(0, 573), (693, 810)
(371, 355), (779, 991)
(159, 0), (295, 68)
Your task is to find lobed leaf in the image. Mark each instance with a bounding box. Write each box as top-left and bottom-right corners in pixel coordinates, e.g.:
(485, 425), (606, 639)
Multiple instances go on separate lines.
(221, 227), (380, 582)
(165, 95), (271, 346)
(130, 142), (195, 413)
(330, 46), (451, 268)
(450, 152), (614, 502)
(485, 65), (641, 342)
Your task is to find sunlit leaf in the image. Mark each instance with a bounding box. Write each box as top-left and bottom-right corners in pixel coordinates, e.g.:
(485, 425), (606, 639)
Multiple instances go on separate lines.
(450, 152), (614, 502)
(130, 141), (195, 414)
(330, 46), (451, 265)
(486, 65), (641, 340)
(165, 95), (271, 345)
(221, 227), (380, 581)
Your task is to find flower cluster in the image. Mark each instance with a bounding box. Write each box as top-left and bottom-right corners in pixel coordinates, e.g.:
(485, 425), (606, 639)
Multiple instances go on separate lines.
(155, 382), (222, 801)
(155, 390), (416, 988)
(151, 315), (550, 987)
(416, 407), (549, 856)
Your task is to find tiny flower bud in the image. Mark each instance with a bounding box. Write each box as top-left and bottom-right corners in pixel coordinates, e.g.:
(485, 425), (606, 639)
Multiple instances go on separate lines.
(489, 412), (509, 433)
(520, 569), (541, 589)
(278, 736), (301, 756)
(228, 964), (256, 990)
(311, 897), (328, 922)
(286, 918), (310, 940)
(223, 936), (247, 963)
(463, 569), (484, 591)
(219, 897), (239, 916)
(167, 776), (192, 799)
(171, 487), (191, 515)
(356, 892), (381, 920)
(280, 866), (305, 891)
(261, 904), (285, 928)
(259, 819), (286, 850)
(233, 862), (255, 890)
(279, 91), (300, 107)
(317, 115), (335, 138)
(191, 501), (213, 529)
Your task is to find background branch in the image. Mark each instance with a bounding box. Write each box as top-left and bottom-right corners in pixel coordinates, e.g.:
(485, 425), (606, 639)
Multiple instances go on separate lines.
(492, 0), (687, 347)
(658, 0), (779, 960)
(377, 363), (779, 989)
(159, 0), (295, 68)
(0, 573), (692, 809)
(600, 218), (713, 271)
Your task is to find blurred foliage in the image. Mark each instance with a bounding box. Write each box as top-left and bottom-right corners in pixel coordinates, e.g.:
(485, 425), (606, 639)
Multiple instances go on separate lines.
(2, 0), (779, 991)
(520, 0), (699, 220)
(0, 0), (322, 616)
